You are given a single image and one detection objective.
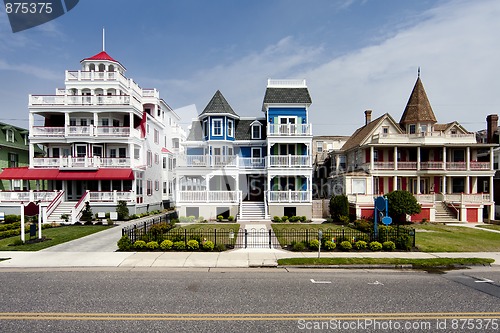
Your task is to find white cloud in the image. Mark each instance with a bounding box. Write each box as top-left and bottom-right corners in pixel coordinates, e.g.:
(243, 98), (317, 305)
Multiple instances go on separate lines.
(0, 59), (60, 80)
(305, 0), (500, 135)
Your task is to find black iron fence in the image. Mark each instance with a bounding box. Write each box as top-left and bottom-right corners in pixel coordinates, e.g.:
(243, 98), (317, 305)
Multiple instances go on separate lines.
(121, 211), (177, 243)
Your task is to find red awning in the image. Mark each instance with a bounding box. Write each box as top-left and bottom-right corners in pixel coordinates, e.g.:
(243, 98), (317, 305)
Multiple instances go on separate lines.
(0, 167), (134, 181)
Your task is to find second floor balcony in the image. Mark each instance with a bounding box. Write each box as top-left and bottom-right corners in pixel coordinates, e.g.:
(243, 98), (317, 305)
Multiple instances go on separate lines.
(31, 126), (140, 139)
(33, 156), (131, 169)
(361, 161), (491, 172)
(177, 155), (311, 169)
(267, 124), (312, 136)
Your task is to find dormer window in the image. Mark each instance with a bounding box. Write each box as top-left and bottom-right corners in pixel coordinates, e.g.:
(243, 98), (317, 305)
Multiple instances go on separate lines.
(382, 126), (389, 137)
(212, 119), (222, 136)
(227, 119), (234, 137)
(251, 124), (261, 139)
(409, 124), (416, 134)
(6, 129), (14, 142)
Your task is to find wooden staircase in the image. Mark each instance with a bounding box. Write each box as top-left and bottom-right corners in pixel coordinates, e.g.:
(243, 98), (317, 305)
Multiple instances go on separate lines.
(47, 201), (74, 224)
(434, 201), (459, 222)
(238, 201), (268, 221)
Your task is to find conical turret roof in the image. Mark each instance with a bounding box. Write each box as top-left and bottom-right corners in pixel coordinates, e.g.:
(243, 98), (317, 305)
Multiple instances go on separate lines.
(200, 90), (239, 117)
(399, 76), (437, 126)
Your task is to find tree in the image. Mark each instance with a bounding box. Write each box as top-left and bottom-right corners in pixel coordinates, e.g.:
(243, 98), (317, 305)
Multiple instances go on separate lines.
(116, 200), (129, 220)
(329, 194), (349, 222)
(385, 190), (421, 224)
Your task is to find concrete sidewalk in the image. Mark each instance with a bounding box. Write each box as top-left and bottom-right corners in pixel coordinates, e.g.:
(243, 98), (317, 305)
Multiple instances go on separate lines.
(0, 249), (499, 268)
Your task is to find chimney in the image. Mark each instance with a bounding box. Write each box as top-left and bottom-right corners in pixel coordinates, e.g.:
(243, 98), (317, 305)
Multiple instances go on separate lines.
(364, 110), (372, 125)
(486, 114), (498, 143)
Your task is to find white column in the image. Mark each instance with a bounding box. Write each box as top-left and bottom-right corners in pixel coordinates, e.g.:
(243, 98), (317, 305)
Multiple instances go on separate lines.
(370, 146), (374, 170)
(465, 175), (470, 194)
(20, 204), (25, 243)
(490, 147), (494, 170)
(394, 147), (398, 170)
(417, 147), (421, 170)
(417, 175), (421, 194)
(466, 146), (470, 171)
(443, 147), (447, 170)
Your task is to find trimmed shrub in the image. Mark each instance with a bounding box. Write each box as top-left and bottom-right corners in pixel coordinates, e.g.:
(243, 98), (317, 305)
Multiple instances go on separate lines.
(203, 240), (215, 251)
(187, 239), (199, 250)
(324, 240), (336, 251)
(354, 240), (368, 250)
(133, 240), (147, 250)
(329, 194), (349, 221)
(214, 243), (227, 252)
(281, 216), (289, 222)
(339, 241), (352, 251)
(227, 216), (234, 221)
(369, 241), (383, 251)
(339, 215), (350, 225)
(289, 216), (299, 223)
(354, 219), (373, 233)
(117, 235), (132, 251)
(309, 239), (320, 250)
(395, 234), (412, 251)
(272, 216), (282, 223)
(173, 241), (186, 250)
(292, 242), (306, 252)
(160, 239), (173, 250)
(146, 241), (159, 250)
(116, 200), (129, 220)
(300, 216), (307, 222)
(383, 241), (396, 251)
(4, 214), (20, 224)
(217, 215), (223, 221)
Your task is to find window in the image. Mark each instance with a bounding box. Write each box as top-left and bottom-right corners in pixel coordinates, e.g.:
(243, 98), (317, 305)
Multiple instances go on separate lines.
(76, 145), (87, 157)
(163, 157), (167, 169)
(119, 148), (126, 158)
(147, 150), (152, 167)
(409, 124), (416, 134)
(373, 150), (378, 162)
(203, 120), (208, 138)
(110, 149), (116, 158)
(316, 141), (324, 153)
(134, 148), (140, 160)
(6, 129), (14, 142)
(155, 180), (159, 191)
(52, 148), (60, 158)
(147, 180), (153, 196)
(154, 129), (159, 144)
(70, 118), (76, 126)
(80, 119), (87, 126)
(113, 119), (120, 127)
(251, 124), (261, 139)
(155, 153), (159, 164)
(8, 153), (18, 168)
(212, 119), (222, 136)
(93, 145), (103, 157)
(163, 181), (167, 194)
(227, 119), (234, 137)
(352, 179), (366, 194)
(382, 126), (389, 137)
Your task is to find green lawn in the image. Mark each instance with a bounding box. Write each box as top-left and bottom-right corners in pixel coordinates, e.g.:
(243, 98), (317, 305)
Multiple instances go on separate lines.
(414, 224), (500, 252)
(477, 224), (500, 231)
(0, 225), (110, 251)
(277, 257), (494, 268)
(173, 223), (239, 231)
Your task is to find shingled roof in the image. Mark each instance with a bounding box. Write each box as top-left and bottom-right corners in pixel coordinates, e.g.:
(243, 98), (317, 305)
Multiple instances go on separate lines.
(262, 88), (312, 107)
(200, 90), (239, 117)
(399, 76), (437, 126)
(342, 113), (398, 152)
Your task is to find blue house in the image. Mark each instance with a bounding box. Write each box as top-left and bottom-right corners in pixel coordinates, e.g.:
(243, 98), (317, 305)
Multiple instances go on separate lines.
(176, 79), (313, 221)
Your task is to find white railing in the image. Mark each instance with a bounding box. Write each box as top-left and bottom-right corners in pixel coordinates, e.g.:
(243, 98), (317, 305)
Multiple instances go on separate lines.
(89, 191), (134, 203)
(68, 126), (93, 136)
(32, 126), (133, 138)
(72, 191), (89, 223)
(372, 162), (395, 170)
(420, 162), (444, 170)
(268, 155), (311, 167)
(267, 124), (312, 136)
(177, 191), (239, 203)
(33, 157), (131, 168)
(178, 155), (237, 168)
(267, 190), (311, 203)
(414, 194), (435, 203)
(95, 126), (131, 137)
(446, 162), (466, 170)
(397, 162), (417, 170)
(347, 194), (375, 204)
(46, 190), (65, 217)
(443, 193), (491, 203)
(66, 70), (126, 83)
(31, 126), (65, 137)
(470, 161), (491, 170)
(0, 190), (59, 203)
(267, 79), (306, 87)
(30, 95), (132, 106)
(239, 157), (266, 169)
(142, 89), (159, 98)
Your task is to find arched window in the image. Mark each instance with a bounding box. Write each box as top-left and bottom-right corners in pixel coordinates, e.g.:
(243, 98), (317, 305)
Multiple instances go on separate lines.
(108, 65), (115, 72)
(98, 64), (105, 72)
(89, 64), (95, 71)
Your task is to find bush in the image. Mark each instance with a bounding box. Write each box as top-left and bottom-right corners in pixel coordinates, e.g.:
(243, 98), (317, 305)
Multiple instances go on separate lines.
(300, 216), (307, 222)
(160, 239), (173, 250)
(292, 242), (306, 252)
(149, 222), (173, 242)
(339, 215), (350, 225)
(383, 241), (396, 251)
(309, 239), (320, 250)
(4, 214), (20, 224)
(116, 200), (129, 220)
(227, 216), (234, 221)
(81, 202), (93, 223)
(395, 234), (412, 251)
(354, 219), (373, 232)
(281, 216), (289, 222)
(339, 241), (352, 251)
(203, 240), (215, 251)
(272, 216), (282, 223)
(133, 240), (147, 250)
(217, 215), (223, 221)
(173, 241), (186, 250)
(187, 239), (199, 250)
(354, 240), (368, 250)
(117, 235), (132, 251)
(146, 241), (159, 250)
(369, 241), (383, 251)
(329, 194), (349, 221)
(324, 240), (336, 251)
(214, 243), (226, 252)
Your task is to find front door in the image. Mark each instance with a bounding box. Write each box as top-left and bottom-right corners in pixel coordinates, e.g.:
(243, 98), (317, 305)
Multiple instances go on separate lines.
(248, 175), (265, 201)
(66, 180), (87, 201)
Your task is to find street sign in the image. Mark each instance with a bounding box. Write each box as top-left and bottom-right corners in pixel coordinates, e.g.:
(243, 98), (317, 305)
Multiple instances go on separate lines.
(382, 216), (392, 225)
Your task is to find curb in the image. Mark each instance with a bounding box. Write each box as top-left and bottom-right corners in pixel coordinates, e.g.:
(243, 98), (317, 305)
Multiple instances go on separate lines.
(278, 264), (413, 269)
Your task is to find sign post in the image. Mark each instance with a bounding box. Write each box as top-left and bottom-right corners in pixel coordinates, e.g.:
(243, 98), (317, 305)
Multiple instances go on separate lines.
(318, 230), (323, 258)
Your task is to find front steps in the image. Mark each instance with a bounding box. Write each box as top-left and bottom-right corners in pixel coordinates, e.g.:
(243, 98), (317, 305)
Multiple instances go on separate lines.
(47, 201), (74, 224)
(434, 201), (459, 222)
(238, 201), (268, 221)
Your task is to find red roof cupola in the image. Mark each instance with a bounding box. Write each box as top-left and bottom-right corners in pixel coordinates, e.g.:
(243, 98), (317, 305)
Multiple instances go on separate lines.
(84, 51), (118, 62)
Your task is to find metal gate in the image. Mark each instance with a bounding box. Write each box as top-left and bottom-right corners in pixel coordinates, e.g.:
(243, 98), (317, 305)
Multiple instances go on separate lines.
(235, 228), (281, 249)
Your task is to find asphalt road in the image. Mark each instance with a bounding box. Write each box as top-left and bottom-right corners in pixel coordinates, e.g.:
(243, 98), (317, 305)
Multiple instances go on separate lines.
(0, 267), (499, 332)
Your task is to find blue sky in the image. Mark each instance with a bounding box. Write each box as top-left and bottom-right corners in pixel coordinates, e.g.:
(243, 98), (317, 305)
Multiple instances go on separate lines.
(1, 0), (499, 135)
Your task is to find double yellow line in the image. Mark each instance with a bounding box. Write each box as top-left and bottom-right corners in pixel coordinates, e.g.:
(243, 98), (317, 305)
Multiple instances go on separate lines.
(0, 312), (499, 321)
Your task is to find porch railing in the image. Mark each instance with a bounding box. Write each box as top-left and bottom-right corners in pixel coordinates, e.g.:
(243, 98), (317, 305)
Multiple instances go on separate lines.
(89, 191), (135, 203)
(267, 124), (312, 136)
(268, 190), (311, 203)
(0, 190), (59, 203)
(33, 157), (131, 168)
(177, 191), (240, 203)
(268, 155), (311, 167)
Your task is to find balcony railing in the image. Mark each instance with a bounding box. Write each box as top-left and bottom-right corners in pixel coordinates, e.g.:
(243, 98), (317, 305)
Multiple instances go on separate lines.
(177, 191), (240, 203)
(268, 190), (311, 203)
(238, 157), (266, 169)
(89, 191), (134, 203)
(268, 155), (311, 167)
(368, 161), (491, 171)
(267, 124), (312, 136)
(33, 157), (131, 168)
(30, 94), (133, 106)
(0, 190), (59, 203)
(31, 126), (138, 139)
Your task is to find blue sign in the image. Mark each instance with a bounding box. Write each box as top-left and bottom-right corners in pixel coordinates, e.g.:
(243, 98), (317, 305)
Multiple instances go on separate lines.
(382, 216), (392, 226)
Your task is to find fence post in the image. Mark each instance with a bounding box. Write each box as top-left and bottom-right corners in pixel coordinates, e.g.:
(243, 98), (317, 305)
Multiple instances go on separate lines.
(269, 229), (272, 249)
(244, 229), (248, 249)
(306, 229), (309, 243)
(214, 229), (217, 246)
(184, 229), (187, 245)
